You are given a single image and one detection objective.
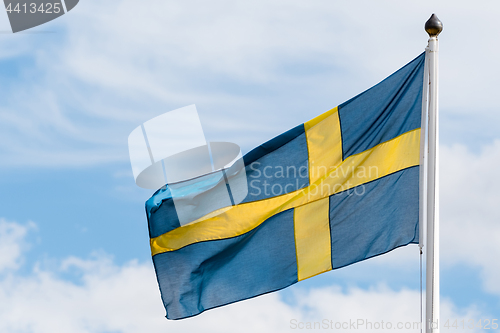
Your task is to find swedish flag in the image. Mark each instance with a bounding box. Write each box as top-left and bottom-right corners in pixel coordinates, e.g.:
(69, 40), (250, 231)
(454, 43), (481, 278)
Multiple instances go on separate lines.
(146, 53), (425, 319)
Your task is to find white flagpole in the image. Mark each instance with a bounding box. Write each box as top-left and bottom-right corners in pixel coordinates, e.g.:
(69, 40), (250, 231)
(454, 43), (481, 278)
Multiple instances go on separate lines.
(419, 37), (430, 333)
(425, 14), (443, 333)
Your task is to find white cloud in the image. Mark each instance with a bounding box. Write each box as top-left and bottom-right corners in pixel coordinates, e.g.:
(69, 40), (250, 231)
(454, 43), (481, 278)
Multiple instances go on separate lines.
(441, 140), (500, 295)
(0, 219), (492, 333)
(0, 219), (34, 273)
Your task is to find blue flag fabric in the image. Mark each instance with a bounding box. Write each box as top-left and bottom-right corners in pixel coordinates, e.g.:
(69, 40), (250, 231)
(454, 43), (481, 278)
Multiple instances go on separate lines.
(146, 53), (425, 319)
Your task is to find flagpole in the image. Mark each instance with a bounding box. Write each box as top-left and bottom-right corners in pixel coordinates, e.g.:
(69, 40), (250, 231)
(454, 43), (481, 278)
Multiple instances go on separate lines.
(419, 38), (430, 333)
(425, 14), (442, 333)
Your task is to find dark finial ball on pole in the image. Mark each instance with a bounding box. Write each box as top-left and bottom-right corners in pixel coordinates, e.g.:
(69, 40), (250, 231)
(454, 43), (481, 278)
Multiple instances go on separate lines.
(425, 14), (443, 37)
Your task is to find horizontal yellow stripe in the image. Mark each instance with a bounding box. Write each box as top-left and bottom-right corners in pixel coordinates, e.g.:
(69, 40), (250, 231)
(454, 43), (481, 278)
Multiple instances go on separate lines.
(294, 197), (332, 281)
(150, 128), (420, 255)
(304, 107), (343, 184)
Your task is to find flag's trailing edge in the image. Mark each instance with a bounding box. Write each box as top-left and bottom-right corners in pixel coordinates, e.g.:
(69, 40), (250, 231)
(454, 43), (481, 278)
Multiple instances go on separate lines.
(146, 52), (426, 320)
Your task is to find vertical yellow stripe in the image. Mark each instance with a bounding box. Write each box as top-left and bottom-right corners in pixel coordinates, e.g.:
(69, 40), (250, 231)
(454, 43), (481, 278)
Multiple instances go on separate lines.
(294, 197), (332, 281)
(304, 107), (343, 184)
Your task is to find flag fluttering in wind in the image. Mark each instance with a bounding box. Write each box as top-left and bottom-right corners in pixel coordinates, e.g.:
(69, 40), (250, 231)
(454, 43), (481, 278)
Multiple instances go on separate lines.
(146, 53), (426, 320)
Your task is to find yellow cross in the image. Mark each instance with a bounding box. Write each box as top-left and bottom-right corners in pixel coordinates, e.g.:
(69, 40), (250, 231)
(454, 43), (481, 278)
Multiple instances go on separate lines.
(150, 106), (420, 281)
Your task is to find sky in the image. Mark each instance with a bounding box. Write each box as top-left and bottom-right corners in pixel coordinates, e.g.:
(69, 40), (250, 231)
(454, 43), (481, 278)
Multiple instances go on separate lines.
(0, 0), (499, 332)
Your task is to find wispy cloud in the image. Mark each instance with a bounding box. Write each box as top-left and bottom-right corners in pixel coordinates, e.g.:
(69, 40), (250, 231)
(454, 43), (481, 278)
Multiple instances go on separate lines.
(2, 0), (500, 167)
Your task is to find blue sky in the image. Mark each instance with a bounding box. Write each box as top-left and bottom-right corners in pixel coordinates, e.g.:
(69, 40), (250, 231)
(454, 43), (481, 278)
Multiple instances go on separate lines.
(1, 1), (499, 332)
